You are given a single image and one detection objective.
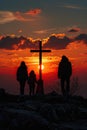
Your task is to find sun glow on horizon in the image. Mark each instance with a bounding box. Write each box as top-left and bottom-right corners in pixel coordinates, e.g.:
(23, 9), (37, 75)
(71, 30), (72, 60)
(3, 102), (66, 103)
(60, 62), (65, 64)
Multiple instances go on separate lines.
(38, 64), (44, 70)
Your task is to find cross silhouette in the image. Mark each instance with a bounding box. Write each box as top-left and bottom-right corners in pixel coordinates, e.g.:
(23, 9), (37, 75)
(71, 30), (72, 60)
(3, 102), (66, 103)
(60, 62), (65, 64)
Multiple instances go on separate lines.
(30, 40), (51, 94)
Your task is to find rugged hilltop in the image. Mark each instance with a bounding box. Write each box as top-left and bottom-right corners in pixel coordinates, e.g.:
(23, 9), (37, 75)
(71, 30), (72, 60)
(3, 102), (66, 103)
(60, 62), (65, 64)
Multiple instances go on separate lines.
(0, 89), (87, 130)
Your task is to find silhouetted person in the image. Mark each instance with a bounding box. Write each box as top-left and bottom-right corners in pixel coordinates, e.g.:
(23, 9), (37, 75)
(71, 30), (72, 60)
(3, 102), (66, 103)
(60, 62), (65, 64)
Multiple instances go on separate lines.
(16, 61), (28, 96)
(58, 55), (72, 97)
(27, 70), (37, 96)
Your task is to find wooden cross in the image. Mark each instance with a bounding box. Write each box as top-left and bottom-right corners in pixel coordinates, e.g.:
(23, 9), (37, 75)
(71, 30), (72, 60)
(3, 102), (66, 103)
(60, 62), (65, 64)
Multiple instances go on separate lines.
(30, 40), (51, 94)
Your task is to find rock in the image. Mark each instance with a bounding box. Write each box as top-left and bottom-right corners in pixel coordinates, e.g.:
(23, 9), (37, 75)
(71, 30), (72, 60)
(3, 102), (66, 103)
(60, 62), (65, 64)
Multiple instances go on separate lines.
(3, 108), (49, 130)
(39, 103), (58, 122)
(0, 93), (87, 129)
(0, 88), (5, 96)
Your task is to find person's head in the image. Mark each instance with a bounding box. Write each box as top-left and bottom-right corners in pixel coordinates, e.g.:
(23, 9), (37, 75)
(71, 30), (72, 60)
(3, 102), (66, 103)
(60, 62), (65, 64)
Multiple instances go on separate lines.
(30, 70), (35, 76)
(61, 55), (68, 62)
(20, 61), (26, 66)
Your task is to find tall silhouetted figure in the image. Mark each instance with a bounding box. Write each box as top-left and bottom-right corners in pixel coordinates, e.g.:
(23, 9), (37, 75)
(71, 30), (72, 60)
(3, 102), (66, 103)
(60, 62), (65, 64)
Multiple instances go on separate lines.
(58, 55), (72, 97)
(27, 70), (37, 96)
(16, 61), (28, 96)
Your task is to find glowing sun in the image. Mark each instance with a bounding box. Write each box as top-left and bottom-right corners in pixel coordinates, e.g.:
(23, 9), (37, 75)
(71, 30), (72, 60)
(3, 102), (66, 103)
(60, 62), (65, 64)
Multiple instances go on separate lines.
(38, 64), (44, 70)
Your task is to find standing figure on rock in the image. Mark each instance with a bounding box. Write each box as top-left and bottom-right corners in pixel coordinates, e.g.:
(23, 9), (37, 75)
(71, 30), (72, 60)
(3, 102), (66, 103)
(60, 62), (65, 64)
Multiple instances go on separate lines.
(16, 61), (28, 96)
(27, 70), (37, 96)
(58, 55), (72, 97)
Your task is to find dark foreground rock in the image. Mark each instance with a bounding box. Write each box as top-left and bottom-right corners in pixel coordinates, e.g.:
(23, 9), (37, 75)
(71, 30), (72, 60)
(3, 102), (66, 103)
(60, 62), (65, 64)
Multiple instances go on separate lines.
(0, 91), (87, 130)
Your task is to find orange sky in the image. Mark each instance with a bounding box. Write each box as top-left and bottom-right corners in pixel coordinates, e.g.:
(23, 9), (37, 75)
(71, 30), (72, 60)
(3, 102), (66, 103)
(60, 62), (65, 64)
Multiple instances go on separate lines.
(0, 38), (87, 97)
(0, 40), (87, 73)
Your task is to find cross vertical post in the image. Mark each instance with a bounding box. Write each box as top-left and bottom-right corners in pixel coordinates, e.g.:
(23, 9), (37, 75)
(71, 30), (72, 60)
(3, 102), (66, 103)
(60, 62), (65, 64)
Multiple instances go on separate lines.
(39, 41), (42, 80)
(30, 40), (51, 94)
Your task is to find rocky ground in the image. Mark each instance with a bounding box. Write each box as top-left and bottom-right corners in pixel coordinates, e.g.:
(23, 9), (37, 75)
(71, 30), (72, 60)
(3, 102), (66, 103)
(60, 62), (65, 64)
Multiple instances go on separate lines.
(0, 89), (87, 130)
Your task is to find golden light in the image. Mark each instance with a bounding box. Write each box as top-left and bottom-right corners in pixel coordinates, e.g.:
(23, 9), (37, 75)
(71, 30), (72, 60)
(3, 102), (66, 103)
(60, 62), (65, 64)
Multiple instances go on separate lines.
(38, 64), (44, 70)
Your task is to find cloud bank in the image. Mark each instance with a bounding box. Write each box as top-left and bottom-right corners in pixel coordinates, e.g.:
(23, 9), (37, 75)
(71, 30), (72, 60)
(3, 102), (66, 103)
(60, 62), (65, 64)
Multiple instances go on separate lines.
(0, 34), (87, 50)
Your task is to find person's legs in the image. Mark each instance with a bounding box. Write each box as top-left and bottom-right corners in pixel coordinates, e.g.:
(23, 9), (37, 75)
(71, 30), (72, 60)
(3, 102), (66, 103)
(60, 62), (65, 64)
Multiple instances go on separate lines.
(29, 85), (34, 96)
(32, 86), (35, 95)
(61, 78), (65, 96)
(66, 78), (70, 97)
(20, 81), (25, 95)
(29, 86), (32, 96)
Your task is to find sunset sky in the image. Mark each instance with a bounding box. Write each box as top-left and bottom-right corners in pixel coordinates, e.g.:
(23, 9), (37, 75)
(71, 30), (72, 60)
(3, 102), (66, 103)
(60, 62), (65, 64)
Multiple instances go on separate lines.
(0, 0), (87, 97)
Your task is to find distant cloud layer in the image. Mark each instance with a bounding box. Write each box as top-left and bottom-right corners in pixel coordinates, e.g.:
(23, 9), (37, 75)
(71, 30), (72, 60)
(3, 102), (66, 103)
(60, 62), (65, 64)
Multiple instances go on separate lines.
(63, 5), (81, 9)
(0, 9), (42, 24)
(0, 11), (16, 24)
(0, 34), (87, 50)
(68, 27), (80, 33)
(62, 4), (87, 10)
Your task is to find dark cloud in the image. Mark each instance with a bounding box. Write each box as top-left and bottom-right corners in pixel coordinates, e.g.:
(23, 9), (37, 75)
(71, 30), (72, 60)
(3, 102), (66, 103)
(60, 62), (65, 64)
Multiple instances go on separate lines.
(0, 33), (87, 50)
(0, 36), (20, 49)
(43, 35), (72, 49)
(0, 36), (35, 50)
(18, 36), (36, 49)
(75, 34), (87, 43)
(68, 28), (80, 33)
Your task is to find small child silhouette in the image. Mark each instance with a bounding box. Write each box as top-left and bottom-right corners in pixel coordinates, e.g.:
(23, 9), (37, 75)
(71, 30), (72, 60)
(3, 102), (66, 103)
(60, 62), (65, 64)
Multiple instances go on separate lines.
(27, 70), (37, 96)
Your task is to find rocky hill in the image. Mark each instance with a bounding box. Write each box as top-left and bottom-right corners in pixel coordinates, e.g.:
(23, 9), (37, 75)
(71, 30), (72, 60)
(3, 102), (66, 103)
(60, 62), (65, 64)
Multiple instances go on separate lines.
(0, 89), (87, 130)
